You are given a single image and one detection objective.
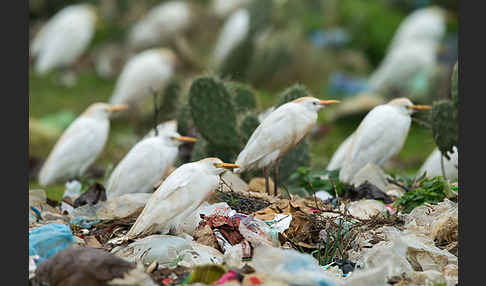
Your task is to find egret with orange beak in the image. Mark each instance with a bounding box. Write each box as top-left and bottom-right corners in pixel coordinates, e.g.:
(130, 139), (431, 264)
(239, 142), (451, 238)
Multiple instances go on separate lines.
(339, 98), (431, 183)
(106, 121), (197, 200)
(38, 103), (128, 186)
(126, 158), (239, 238)
(235, 97), (340, 195)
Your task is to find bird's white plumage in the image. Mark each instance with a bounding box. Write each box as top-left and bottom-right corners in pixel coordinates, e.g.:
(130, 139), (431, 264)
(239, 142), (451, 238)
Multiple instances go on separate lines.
(128, 1), (192, 50)
(417, 147), (458, 180)
(339, 100), (413, 183)
(109, 49), (176, 105)
(388, 6), (446, 52)
(31, 4), (97, 75)
(211, 0), (250, 17)
(211, 9), (250, 68)
(368, 42), (438, 92)
(143, 120), (178, 139)
(235, 98), (321, 173)
(105, 137), (179, 200)
(126, 159), (223, 238)
(38, 104), (110, 186)
(326, 132), (355, 171)
(367, 6), (445, 93)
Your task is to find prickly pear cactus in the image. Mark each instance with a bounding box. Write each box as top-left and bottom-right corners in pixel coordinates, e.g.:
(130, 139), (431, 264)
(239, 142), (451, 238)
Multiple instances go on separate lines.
(276, 84), (310, 107)
(189, 76), (241, 148)
(451, 62), (458, 107)
(239, 114), (260, 143)
(177, 104), (193, 136)
(158, 79), (181, 122)
(430, 100), (458, 160)
(229, 83), (258, 114)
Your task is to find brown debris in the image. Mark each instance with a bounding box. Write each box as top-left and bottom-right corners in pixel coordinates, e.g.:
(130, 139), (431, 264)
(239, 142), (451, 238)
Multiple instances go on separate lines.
(73, 183), (107, 208)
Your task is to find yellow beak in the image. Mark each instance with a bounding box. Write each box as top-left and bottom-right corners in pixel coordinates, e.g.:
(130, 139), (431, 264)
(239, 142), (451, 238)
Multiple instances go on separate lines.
(214, 162), (240, 169)
(319, 100), (340, 105)
(174, 136), (197, 143)
(108, 104), (129, 112)
(407, 105), (432, 111)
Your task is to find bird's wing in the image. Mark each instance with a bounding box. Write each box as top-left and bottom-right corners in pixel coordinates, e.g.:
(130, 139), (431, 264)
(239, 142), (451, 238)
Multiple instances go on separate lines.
(106, 140), (175, 199)
(340, 106), (410, 182)
(236, 104), (312, 170)
(39, 117), (108, 185)
(327, 132), (354, 171)
(126, 164), (198, 237)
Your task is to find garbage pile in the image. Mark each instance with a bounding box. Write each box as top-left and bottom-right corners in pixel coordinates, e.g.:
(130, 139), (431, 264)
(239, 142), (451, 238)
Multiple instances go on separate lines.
(29, 170), (458, 286)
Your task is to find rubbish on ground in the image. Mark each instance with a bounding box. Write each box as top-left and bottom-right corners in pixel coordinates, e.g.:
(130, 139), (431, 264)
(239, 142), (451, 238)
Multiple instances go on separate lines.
(345, 199), (389, 220)
(112, 235), (192, 266)
(33, 246), (139, 286)
(315, 190), (333, 202)
(178, 242), (224, 268)
(29, 224), (74, 262)
(70, 217), (102, 229)
(29, 189), (59, 226)
(239, 215), (279, 248)
(350, 163), (388, 191)
(251, 246), (338, 286)
(223, 242), (250, 269)
(181, 202), (235, 235)
(264, 214), (292, 234)
(220, 171), (251, 194)
(61, 180), (82, 214)
(186, 264), (227, 285)
(71, 193), (151, 221)
(346, 181), (393, 204)
(29, 255), (40, 279)
(73, 182), (107, 208)
(108, 263), (158, 286)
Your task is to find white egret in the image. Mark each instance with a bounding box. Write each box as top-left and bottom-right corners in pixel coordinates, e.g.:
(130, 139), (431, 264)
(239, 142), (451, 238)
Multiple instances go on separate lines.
(128, 1), (193, 50)
(108, 48), (177, 106)
(417, 146), (458, 180)
(126, 158), (239, 238)
(38, 103), (128, 186)
(235, 97), (340, 195)
(339, 98), (431, 183)
(211, 0), (250, 18)
(388, 6), (446, 52)
(31, 4), (98, 75)
(143, 120), (177, 140)
(326, 132), (355, 171)
(105, 123), (196, 200)
(211, 9), (249, 68)
(367, 7), (446, 93)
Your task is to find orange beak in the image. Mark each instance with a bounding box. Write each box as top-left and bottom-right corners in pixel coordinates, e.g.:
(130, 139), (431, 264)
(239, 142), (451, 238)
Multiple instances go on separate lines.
(319, 100), (340, 105)
(174, 136), (197, 143)
(108, 104), (129, 112)
(407, 105), (432, 111)
(214, 162), (240, 169)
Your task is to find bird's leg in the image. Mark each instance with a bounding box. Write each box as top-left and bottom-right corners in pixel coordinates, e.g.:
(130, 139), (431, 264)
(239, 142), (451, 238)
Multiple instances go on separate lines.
(273, 158), (281, 196)
(264, 166), (270, 196)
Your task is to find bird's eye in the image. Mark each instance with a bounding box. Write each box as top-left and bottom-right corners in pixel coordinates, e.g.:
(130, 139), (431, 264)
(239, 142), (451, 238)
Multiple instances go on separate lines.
(313, 102), (317, 105)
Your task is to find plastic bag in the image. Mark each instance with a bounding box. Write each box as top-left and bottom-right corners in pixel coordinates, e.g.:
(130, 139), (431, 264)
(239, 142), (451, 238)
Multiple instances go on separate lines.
(181, 202), (235, 235)
(111, 235), (192, 266)
(238, 215), (279, 248)
(29, 224), (74, 262)
(178, 242), (224, 267)
(251, 246), (338, 286)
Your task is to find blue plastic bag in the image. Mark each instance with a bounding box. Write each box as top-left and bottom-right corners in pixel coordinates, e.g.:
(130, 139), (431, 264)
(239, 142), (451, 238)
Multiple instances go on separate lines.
(29, 224), (74, 262)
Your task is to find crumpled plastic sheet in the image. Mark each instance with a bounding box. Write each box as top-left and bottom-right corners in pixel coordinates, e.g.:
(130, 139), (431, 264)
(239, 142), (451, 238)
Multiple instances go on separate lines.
(252, 246), (339, 286)
(61, 180), (82, 214)
(181, 202), (235, 235)
(344, 199), (388, 220)
(238, 215), (279, 248)
(29, 224), (74, 262)
(71, 193), (152, 221)
(177, 241), (224, 268)
(354, 226), (457, 282)
(264, 214), (292, 234)
(111, 235), (192, 266)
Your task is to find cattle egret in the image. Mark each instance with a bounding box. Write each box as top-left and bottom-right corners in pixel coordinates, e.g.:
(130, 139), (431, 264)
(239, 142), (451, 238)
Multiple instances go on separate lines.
(108, 49), (177, 106)
(326, 132), (355, 171)
(417, 147), (458, 181)
(128, 1), (193, 50)
(143, 120), (178, 139)
(31, 4), (98, 75)
(126, 158), (239, 238)
(211, 0), (250, 18)
(38, 103), (128, 186)
(211, 9), (249, 68)
(339, 98), (431, 183)
(388, 6), (446, 52)
(105, 124), (196, 200)
(367, 7), (446, 93)
(235, 97), (340, 195)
